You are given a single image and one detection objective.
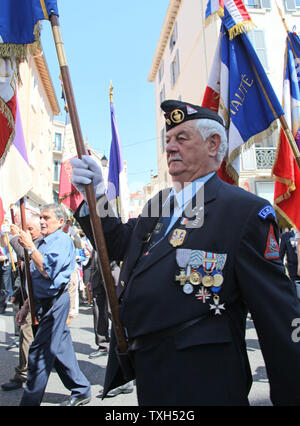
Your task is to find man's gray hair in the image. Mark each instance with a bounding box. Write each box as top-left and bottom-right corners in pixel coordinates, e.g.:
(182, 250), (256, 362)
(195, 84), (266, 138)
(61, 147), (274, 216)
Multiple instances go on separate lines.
(41, 203), (67, 224)
(26, 213), (41, 229)
(194, 118), (228, 165)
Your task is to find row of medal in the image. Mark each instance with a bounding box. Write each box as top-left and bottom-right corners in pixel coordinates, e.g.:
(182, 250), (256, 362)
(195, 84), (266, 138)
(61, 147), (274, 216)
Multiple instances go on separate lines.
(175, 249), (227, 315)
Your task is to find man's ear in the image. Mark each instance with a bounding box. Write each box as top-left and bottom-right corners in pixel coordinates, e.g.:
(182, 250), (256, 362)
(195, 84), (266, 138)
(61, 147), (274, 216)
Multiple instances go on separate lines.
(208, 134), (221, 158)
(58, 218), (65, 229)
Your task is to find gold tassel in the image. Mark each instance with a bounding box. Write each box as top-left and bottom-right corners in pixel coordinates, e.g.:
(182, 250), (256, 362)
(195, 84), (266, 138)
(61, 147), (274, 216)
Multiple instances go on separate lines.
(227, 120), (278, 166)
(205, 6), (225, 27)
(274, 205), (299, 231)
(228, 21), (256, 40)
(0, 24), (41, 63)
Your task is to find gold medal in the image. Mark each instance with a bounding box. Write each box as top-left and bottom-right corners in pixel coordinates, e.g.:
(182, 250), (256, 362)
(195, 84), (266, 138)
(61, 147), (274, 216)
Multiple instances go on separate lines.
(212, 273), (223, 287)
(170, 229), (187, 247)
(189, 271), (202, 285)
(202, 274), (214, 287)
(176, 270), (188, 286)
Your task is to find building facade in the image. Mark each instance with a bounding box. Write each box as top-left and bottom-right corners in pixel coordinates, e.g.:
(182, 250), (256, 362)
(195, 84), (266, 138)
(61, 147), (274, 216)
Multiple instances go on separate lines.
(148, 0), (300, 206)
(52, 117), (109, 203)
(17, 49), (60, 210)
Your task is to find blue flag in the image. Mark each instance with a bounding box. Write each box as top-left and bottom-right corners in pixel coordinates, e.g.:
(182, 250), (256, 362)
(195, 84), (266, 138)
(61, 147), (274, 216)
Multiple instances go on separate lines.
(226, 30), (284, 145)
(107, 100), (124, 216)
(0, 0), (58, 46)
(202, 25), (284, 183)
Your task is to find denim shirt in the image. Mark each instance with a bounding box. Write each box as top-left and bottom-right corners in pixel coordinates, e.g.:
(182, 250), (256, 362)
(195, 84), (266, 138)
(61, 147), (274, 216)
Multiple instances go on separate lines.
(30, 229), (76, 299)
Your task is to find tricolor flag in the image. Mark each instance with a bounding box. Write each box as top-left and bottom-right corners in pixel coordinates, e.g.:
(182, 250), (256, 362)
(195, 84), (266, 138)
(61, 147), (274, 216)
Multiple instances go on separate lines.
(205, 0), (254, 40)
(0, 1), (58, 173)
(205, 0), (224, 23)
(202, 24), (284, 184)
(107, 88), (128, 222)
(272, 32), (300, 230)
(0, 97), (32, 214)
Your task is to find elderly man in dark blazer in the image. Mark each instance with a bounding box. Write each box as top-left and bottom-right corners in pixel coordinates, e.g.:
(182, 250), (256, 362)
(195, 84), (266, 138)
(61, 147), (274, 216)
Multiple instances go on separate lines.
(71, 99), (300, 406)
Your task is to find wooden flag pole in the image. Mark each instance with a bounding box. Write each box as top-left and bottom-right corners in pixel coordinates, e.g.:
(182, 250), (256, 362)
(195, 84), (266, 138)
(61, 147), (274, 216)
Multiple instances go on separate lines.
(49, 15), (130, 370)
(10, 206), (26, 303)
(20, 198), (38, 327)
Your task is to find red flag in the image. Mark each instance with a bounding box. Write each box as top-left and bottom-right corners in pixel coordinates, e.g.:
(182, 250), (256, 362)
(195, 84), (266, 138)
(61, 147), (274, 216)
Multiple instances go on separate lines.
(273, 32), (300, 231)
(59, 155), (83, 211)
(273, 129), (300, 230)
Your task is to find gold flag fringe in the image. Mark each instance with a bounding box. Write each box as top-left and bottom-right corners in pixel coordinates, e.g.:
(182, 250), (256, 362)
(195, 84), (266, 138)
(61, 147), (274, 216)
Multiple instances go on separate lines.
(271, 126), (296, 207)
(274, 204), (299, 231)
(227, 119), (278, 166)
(225, 163), (239, 184)
(205, 6), (225, 27)
(58, 189), (79, 203)
(222, 120), (279, 185)
(228, 21), (256, 40)
(0, 24), (41, 68)
(0, 97), (15, 167)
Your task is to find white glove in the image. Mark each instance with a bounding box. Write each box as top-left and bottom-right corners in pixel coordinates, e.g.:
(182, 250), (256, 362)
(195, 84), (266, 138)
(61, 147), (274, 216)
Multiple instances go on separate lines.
(71, 155), (106, 199)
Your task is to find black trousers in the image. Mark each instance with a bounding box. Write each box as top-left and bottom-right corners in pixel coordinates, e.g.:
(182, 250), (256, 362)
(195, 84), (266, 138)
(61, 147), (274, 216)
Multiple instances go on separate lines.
(92, 284), (110, 349)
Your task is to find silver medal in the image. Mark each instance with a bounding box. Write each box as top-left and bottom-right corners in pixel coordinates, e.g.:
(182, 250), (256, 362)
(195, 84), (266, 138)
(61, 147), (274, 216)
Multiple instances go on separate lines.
(183, 283), (194, 294)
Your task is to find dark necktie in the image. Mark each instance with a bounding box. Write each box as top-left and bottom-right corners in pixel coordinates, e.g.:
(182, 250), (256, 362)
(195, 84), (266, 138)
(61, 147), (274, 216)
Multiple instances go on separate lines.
(143, 193), (176, 254)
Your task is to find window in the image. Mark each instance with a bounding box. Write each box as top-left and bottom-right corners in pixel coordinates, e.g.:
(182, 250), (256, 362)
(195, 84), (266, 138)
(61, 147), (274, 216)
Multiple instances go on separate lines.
(160, 127), (166, 153)
(53, 190), (59, 203)
(255, 181), (275, 204)
(30, 141), (36, 165)
(31, 75), (38, 111)
(170, 49), (180, 88)
(169, 22), (178, 54)
(53, 160), (61, 182)
(158, 61), (164, 83)
(245, 0), (261, 8)
(159, 84), (166, 105)
(53, 132), (62, 151)
(244, 0), (271, 8)
(248, 29), (269, 70)
(284, 0), (300, 11)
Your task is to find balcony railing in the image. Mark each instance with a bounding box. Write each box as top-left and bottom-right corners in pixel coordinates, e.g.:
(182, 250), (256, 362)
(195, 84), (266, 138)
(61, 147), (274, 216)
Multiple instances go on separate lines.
(255, 147), (276, 169)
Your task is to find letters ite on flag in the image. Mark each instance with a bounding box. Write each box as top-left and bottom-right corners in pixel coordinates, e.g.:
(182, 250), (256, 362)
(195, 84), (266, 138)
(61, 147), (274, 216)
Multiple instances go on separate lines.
(272, 32), (300, 230)
(203, 1), (284, 184)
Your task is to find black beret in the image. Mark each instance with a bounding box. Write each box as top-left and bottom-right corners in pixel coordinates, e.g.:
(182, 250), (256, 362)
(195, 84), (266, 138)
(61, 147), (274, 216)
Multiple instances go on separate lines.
(161, 99), (224, 131)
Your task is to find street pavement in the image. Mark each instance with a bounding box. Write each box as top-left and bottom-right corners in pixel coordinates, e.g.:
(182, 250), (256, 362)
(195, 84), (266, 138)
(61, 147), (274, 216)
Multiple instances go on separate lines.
(0, 302), (272, 407)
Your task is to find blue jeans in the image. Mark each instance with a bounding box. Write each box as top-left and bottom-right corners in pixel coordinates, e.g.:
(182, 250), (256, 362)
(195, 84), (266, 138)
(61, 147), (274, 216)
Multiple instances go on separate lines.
(20, 291), (91, 406)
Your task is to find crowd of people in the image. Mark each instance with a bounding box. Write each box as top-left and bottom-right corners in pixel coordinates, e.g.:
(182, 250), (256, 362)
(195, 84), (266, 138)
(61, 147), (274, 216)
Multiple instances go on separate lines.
(1, 99), (300, 406)
(0, 204), (133, 405)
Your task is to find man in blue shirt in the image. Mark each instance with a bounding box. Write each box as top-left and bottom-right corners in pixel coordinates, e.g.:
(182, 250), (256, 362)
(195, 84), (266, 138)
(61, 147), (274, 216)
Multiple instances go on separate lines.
(16, 203), (91, 406)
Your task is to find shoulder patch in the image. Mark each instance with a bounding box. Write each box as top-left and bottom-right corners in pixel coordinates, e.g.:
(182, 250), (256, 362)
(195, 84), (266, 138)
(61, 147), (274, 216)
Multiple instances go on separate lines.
(258, 205), (276, 221)
(264, 224), (280, 260)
